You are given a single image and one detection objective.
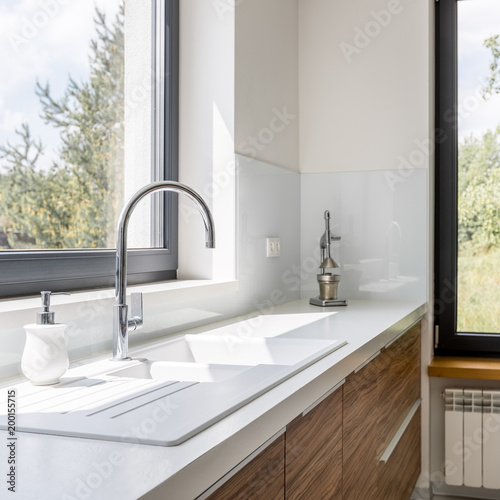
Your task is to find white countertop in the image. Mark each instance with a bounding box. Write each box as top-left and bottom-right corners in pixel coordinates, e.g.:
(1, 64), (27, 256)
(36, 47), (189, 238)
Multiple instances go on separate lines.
(0, 299), (426, 500)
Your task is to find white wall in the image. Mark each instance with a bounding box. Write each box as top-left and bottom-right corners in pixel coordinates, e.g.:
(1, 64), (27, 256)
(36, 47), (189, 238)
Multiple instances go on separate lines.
(298, 0), (433, 496)
(0, 154), (302, 380)
(235, 0), (300, 172)
(299, 0), (431, 174)
(300, 169), (427, 303)
(1, 13), (436, 500)
(0, 2), (303, 381)
(178, 0), (235, 280)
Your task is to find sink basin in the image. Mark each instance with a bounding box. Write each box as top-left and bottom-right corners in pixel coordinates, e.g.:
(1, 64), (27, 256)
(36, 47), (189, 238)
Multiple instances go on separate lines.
(107, 361), (248, 383)
(2, 331), (347, 446)
(107, 335), (342, 384)
(132, 334), (341, 366)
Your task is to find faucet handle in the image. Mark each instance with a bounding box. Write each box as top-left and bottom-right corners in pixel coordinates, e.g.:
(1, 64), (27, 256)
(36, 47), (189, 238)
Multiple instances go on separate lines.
(128, 293), (143, 331)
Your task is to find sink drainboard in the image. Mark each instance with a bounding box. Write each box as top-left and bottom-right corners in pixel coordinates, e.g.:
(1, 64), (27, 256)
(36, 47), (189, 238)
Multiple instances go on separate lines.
(0, 338), (347, 446)
(0, 364), (296, 446)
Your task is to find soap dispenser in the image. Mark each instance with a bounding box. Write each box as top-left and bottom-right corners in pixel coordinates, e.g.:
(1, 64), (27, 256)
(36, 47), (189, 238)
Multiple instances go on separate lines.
(21, 291), (70, 385)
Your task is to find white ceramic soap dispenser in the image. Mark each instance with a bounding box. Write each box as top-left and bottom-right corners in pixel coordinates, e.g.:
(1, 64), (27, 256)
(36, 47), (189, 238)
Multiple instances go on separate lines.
(21, 291), (69, 385)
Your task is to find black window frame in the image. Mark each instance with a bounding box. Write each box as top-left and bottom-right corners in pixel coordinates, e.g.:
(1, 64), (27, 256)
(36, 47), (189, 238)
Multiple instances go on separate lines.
(0, 0), (179, 299)
(435, 0), (500, 356)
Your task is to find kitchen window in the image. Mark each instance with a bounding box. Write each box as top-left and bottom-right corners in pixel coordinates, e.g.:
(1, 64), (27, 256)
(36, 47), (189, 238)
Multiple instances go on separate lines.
(435, 0), (500, 355)
(0, 0), (179, 298)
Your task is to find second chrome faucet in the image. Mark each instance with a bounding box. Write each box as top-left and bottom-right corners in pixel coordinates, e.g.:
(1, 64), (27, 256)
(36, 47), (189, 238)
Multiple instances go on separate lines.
(112, 181), (215, 361)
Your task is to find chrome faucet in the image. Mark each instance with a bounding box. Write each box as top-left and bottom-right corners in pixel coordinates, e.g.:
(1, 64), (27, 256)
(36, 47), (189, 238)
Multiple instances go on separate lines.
(112, 181), (215, 361)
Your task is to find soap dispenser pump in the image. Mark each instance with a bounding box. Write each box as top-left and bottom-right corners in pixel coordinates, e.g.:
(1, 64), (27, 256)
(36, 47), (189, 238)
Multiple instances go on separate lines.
(21, 291), (70, 385)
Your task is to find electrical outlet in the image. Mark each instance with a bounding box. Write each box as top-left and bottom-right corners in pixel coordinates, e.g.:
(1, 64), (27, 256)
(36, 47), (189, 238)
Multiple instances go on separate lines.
(266, 237), (281, 258)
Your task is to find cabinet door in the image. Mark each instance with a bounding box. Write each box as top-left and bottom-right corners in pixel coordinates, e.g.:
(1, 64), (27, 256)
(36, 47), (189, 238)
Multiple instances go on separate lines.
(285, 386), (342, 500)
(377, 407), (421, 500)
(342, 355), (382, 500)
(376, 323), (421, 500)
(207, 434), (285, 500)
(377, 322), (421, 457)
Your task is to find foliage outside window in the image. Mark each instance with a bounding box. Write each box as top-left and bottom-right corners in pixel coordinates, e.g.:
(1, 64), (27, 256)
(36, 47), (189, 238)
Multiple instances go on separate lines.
(0, 0), (179, 298)
(435, 0), (500, 355)
(0, 6), (124, 250)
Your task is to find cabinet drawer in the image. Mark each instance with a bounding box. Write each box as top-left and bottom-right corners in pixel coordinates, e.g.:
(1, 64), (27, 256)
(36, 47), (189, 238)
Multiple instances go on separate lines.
(378, 322), (421, 455)
(377, 406), (421, 500)
(206, 434), (285, 500)
(286, 386), (342, 500)
(343, 354), (381, 500)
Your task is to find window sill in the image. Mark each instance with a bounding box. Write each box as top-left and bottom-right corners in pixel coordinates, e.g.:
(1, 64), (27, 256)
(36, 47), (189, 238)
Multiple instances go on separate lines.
(0, 279), (239, 314)
(428, 356), (500, 381)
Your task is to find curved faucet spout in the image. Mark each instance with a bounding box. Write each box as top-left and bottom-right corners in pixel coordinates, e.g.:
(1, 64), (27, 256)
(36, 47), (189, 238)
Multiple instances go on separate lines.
(113, 181), (215, 361)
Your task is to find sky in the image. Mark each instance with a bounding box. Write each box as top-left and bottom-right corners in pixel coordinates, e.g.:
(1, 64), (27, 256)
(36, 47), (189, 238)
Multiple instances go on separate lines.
(458, 0), (500, 140)
(0, 0), (121, 170)
(1, 0), (499, 165)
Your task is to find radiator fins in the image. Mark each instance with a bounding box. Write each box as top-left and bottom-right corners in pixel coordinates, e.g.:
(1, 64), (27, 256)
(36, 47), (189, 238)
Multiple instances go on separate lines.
(444, 388), (500, 489)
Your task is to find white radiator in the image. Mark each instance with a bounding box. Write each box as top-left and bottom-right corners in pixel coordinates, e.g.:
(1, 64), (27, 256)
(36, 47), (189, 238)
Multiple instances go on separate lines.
(444, 388), (500, 489)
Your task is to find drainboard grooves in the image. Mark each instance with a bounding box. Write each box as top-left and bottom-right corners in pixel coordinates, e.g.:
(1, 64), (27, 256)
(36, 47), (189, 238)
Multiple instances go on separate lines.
(90, 381), (198, 419)
(14, 377), (89, 400)
(11, 378), (107, 411)
(81, 380), (183, 417)
(25, 379), (136, 413)
(110, 382), (199, 419)
(59, 379), (163, 414)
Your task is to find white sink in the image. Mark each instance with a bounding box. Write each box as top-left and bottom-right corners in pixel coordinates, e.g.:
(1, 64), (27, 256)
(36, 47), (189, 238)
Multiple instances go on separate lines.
(1, 329), (347, 446)
(107, 361), (248, 383)
(107, 336), (344, 385)
(132, 335), (340, 366)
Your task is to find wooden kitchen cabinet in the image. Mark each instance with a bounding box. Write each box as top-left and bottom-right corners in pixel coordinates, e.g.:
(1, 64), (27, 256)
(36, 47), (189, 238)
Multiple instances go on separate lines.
(343, 322), (421, 500)
(285, 385), (343, 500)
(208, 386), (343, 500)
(377, 407), (421, 500)
(206, 434), (285, 500)
(376, 323), (421, 499)
(377, 322), (421, 456)
(207, 322), (421, 500)
(342, 351), (382, 500)
(285, 322), (421, 500)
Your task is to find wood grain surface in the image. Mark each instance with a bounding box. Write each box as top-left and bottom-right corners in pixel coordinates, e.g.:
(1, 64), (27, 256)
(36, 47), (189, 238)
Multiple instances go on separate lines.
(285, 387), (342, 500)
(377, 323), (421, 457)
(342, 354), (381, 500)
(207, 434), (285, 500)
(429, 356), (500, 380)
(377, 408), (421, 500)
